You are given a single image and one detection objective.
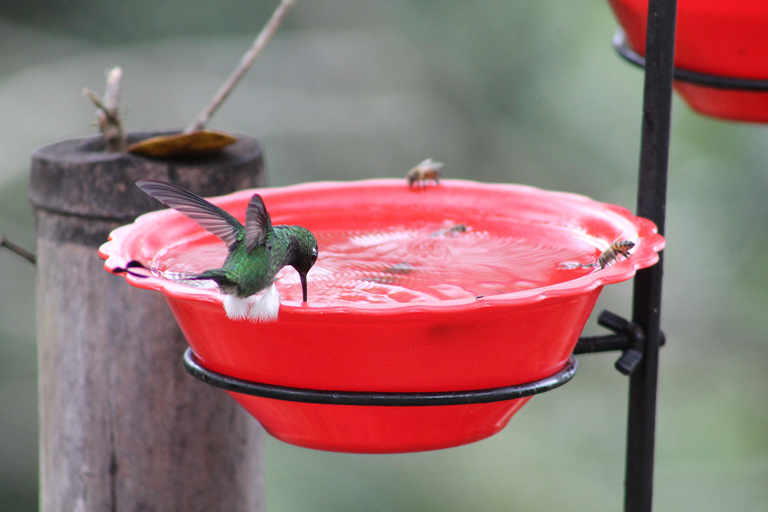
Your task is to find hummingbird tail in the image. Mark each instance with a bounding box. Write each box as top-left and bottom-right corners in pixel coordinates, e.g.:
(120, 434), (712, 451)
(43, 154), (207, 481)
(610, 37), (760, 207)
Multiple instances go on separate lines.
(185, 269), (240, 293)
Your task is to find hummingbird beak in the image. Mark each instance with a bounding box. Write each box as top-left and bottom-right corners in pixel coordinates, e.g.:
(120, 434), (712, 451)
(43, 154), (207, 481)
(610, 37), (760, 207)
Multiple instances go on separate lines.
(300, 272), (308, 302)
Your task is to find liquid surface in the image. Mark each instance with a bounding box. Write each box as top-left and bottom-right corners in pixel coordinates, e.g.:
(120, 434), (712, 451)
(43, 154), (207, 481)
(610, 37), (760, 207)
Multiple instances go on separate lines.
(150, 221), (602, 305)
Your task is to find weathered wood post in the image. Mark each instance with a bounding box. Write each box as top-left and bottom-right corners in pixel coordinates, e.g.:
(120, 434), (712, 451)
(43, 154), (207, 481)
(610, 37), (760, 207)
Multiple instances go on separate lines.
(30, 131), (266, 512)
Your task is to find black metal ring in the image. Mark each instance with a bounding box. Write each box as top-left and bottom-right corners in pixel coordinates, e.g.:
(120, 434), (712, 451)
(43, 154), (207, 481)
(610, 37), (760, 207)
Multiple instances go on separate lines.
(613, 29), (768, 91)
(182, 348), (577, 407)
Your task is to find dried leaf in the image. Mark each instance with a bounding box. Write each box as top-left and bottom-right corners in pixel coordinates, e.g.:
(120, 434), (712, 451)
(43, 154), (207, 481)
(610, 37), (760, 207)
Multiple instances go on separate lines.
(126, 130), (238, 159)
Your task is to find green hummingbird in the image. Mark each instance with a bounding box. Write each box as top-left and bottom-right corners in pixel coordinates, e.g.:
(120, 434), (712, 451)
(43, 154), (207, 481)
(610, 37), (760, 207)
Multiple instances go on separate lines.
(136, 180), (318, 322)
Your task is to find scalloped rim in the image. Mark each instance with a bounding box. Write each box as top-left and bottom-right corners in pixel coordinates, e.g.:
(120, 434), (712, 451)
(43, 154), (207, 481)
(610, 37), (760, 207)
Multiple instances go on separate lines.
(100, 179), (664, 316)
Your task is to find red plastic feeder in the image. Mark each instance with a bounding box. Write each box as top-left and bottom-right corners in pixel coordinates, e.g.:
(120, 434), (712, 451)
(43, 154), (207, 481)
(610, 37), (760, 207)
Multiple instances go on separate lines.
(609, 0), (768, 123)
(100, 179), (664, 453)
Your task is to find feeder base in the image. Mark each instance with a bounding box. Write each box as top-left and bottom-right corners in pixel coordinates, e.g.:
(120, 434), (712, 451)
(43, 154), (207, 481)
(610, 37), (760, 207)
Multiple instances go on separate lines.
(183, 349), (577, 453)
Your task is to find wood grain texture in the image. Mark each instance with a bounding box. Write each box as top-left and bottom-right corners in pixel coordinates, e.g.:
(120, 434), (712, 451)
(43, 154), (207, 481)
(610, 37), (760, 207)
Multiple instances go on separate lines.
(32, 133), (267, 512)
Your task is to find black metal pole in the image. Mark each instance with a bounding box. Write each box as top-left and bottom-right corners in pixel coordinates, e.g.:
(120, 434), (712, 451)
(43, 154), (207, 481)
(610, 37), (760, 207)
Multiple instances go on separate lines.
(625, 1), (677, 511)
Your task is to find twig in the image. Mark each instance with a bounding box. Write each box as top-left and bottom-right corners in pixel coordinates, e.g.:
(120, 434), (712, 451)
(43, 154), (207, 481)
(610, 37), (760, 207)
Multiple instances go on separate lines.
(84, 66), (126, 151)
(1, 236), (36, 265)
(185, 0), (296, 133)
(103, 66), (122, 114)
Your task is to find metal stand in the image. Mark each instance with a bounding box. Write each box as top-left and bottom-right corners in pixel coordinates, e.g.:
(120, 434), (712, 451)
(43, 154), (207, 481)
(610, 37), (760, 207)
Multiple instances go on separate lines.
(612, 2), (768, 508)
(623, 1), (676, 511)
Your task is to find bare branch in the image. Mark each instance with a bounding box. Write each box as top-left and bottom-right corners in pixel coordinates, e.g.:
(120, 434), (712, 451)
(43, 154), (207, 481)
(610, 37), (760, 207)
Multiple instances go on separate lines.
(1, 236), (36, 265)
(185, 0), (296, 133)
(84, 66), (126, 151)
(103, 66), (123, 116)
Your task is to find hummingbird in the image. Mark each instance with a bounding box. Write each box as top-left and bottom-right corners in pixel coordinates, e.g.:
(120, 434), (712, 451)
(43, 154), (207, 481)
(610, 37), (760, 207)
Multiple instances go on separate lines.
(136, 180), (318, 322)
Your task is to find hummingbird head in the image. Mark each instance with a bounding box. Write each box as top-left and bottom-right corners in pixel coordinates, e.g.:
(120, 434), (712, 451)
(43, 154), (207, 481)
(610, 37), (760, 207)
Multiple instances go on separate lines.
(287, 227), (318, 302)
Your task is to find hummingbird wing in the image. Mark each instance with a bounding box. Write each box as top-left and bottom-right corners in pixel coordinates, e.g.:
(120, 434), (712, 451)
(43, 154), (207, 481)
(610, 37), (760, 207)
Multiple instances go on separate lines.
(244, 194), (273, 253)
(136, 180), (243, 250)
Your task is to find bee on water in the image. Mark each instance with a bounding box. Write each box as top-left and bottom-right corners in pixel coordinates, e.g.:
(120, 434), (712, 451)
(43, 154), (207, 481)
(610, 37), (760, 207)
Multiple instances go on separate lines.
(430, 223), (467, 237)
(597, 240), (635, 269)
(557, 239), (635, 270)
(406, 158), (443, 188)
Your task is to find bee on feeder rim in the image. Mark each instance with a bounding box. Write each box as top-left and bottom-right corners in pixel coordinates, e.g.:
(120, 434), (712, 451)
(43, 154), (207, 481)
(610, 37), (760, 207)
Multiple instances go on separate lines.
(556, 239), (635, 270)
(406, 158), (443, 188)
(598, 240), (635, 269)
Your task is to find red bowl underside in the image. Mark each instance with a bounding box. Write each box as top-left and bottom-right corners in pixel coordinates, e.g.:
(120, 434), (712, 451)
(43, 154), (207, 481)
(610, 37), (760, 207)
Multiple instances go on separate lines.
(673, 84), (768, 123)
(228, 394), (533, 453)
(101, 179), (662, 452)
(609, 0), (768, 122)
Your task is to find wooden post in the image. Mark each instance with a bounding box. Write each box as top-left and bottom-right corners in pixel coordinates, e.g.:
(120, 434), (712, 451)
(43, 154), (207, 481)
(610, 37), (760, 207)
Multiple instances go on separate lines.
(30, 131), (266, 512)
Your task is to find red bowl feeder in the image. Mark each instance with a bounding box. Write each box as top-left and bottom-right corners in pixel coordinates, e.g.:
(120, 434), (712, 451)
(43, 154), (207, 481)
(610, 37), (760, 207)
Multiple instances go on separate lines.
(609, 0), (768, 123)
(100, 179), (664, 453)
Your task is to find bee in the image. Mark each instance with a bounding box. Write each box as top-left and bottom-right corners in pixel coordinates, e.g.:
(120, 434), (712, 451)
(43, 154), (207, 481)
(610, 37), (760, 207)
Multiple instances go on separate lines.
(384, 262), (416, 275)
(406, 158), (443, 188)
(557, 239), (635, 271)
(597, 240), (635, 269)
(430, 223), (467, 237)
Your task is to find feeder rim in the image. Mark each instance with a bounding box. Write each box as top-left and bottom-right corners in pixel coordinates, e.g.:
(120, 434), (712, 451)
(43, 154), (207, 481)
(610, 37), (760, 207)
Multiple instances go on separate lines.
(100, 179), (664, 315)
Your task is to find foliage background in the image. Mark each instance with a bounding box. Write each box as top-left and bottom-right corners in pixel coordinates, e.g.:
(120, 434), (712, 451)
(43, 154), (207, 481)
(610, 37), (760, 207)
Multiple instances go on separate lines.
(1, 1), (767, 510)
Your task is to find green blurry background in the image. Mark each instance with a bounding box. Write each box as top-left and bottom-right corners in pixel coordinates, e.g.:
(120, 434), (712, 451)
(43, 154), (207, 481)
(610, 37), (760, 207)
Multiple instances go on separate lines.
(1, 1), (767, 510)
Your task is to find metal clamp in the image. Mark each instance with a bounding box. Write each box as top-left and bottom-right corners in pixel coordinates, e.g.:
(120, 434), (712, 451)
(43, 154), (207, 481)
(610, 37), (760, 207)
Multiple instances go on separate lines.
(597, 310), (646, 376)
(574, 310), (665, 376)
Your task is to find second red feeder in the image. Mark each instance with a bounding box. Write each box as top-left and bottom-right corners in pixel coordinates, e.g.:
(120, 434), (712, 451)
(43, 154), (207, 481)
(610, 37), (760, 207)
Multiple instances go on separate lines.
(609, 0), (768, 123)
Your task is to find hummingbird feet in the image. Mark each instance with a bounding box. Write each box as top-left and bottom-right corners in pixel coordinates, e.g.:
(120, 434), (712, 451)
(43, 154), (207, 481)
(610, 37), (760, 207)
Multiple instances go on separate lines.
(223, 283), (281, 322)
